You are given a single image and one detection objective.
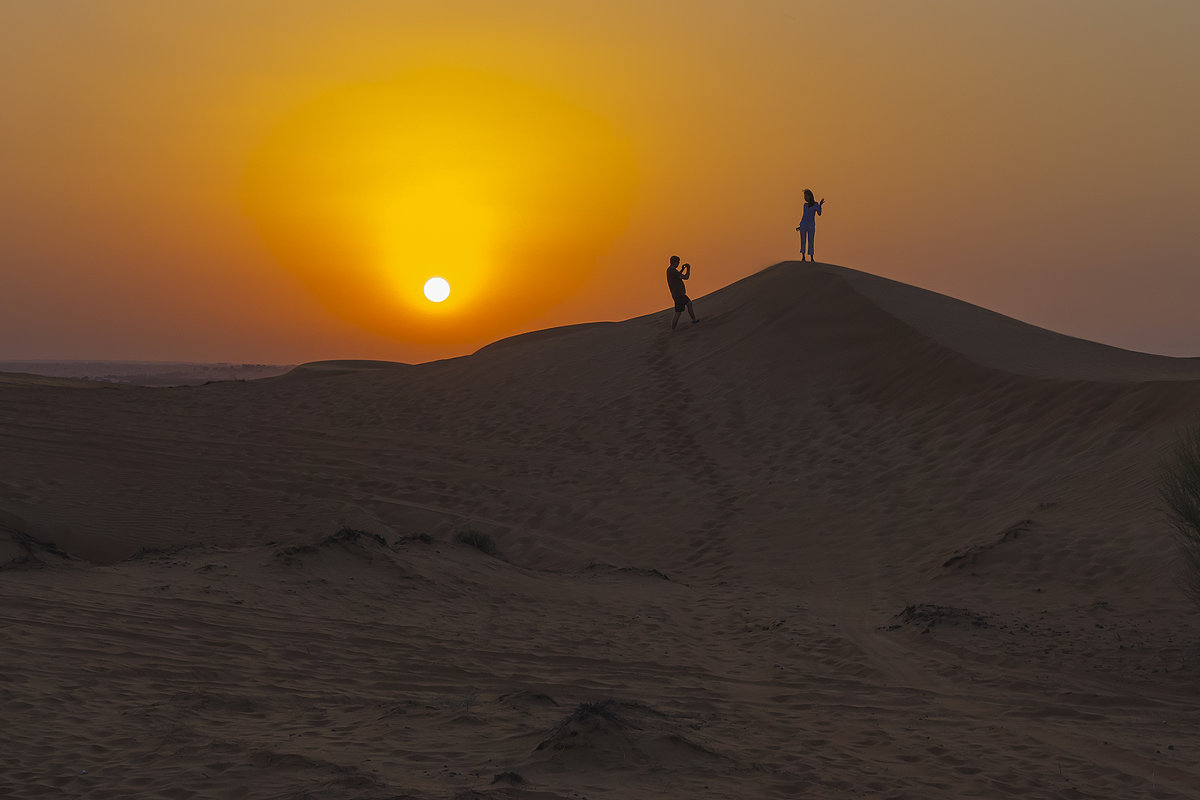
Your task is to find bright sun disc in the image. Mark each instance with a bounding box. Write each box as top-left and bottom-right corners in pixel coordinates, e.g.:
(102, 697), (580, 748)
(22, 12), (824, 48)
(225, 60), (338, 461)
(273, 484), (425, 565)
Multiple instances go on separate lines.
(423, 276), (450, 303)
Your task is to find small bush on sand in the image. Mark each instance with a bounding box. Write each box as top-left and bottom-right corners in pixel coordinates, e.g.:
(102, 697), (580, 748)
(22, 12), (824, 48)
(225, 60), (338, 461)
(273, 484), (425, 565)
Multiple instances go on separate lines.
(1158, 426), (1200, 608)
(536, 700), (626, 752)
(491, 771), (525, 785)
(454, 528), (499, 557)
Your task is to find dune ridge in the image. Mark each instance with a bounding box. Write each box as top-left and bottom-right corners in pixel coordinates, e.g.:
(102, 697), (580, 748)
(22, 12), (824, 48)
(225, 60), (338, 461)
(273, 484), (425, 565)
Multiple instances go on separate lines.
(825, 263), (1200, 382)
(1, 261), (1198, 799)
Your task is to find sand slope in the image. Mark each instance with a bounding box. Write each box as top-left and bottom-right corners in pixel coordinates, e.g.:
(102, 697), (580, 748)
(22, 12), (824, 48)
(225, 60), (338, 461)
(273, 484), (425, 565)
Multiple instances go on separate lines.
(2, 261), (1199, 799)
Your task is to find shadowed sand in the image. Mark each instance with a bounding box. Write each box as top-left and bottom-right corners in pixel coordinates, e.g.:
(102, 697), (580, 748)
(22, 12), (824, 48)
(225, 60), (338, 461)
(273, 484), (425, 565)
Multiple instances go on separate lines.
(2, 261), (1198, 799)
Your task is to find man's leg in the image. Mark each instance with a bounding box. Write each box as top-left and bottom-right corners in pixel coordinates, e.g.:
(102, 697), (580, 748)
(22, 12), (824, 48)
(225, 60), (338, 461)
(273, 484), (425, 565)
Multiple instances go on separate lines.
(686, 299), (698, 323)
(672, 310), (682, 330)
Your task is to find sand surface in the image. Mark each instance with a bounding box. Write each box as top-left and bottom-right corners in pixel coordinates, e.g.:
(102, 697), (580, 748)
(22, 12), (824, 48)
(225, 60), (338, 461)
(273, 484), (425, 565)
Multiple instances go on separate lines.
(2, 261), (1199, 799)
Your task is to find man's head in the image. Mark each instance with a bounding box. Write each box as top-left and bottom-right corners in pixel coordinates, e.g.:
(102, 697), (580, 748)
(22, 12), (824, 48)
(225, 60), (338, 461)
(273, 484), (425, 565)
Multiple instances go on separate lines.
(670, 255), (680, 267)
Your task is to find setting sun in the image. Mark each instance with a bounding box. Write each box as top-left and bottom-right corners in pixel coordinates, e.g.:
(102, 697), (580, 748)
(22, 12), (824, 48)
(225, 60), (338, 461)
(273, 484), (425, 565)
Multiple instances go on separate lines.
(242, 67), (636, 345)
(423, 277), (450, 303)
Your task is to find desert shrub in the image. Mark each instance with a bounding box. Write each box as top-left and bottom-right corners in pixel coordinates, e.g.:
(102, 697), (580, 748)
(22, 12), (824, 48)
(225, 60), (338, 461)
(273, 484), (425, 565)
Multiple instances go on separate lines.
(491, 771), (525, 785)
(326, 528), (387, 547)
(454, 528), (499, 557)
(536, 700), (625, 752)
(1157, 426), (1200, 608)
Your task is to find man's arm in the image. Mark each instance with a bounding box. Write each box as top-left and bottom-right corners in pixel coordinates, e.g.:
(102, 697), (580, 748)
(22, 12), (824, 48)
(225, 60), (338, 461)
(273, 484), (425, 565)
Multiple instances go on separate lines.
(682, 263), (691, 279)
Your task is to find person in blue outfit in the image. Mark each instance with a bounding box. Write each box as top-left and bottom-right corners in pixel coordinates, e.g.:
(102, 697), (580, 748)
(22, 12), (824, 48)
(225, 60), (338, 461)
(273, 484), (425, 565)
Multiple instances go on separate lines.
(795, 189), (825, 262)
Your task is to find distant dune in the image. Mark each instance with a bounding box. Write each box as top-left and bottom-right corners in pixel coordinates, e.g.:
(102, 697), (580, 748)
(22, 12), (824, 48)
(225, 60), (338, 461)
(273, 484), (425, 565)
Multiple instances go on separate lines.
(2, 261), (1198, 799)
(0, 360), (295, 387)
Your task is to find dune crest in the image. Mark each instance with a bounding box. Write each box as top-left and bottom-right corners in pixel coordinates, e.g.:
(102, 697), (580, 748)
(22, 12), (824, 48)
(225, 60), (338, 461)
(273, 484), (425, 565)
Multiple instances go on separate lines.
(823, 262), (1200, 381)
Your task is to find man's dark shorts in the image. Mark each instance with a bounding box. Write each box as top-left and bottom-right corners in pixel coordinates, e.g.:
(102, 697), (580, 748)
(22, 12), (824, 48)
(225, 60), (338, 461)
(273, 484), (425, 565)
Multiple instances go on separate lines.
(672, 295), (690, 312)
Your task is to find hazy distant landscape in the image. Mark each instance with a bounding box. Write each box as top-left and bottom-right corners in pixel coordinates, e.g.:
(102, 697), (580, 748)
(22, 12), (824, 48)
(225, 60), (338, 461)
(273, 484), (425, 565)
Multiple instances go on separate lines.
(0, 361), (295, 387)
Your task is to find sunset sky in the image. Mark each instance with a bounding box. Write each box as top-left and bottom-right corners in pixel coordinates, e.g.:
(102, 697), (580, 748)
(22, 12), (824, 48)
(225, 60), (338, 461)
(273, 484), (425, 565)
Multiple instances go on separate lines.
(3, 1), (1198, 363)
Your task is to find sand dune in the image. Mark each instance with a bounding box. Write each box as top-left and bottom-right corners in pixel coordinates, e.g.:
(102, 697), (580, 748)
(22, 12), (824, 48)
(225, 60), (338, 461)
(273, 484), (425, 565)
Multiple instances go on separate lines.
(826, 264), (1200, 382)
(2, 261), (1198, 799)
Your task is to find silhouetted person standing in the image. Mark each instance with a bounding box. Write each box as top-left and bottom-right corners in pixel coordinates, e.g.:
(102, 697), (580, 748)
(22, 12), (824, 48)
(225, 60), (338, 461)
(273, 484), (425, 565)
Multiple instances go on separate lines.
(666, 255), (698, 330)
(795, 188), (825, 262)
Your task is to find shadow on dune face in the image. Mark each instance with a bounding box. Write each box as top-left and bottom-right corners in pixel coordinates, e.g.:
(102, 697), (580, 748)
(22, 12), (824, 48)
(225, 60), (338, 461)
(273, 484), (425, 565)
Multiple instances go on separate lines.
(822, 263), (1200, 382)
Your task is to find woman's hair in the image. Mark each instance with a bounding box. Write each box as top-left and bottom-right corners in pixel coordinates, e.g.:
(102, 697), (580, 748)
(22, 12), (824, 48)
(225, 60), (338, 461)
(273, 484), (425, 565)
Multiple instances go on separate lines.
(803, 188), (815, 205)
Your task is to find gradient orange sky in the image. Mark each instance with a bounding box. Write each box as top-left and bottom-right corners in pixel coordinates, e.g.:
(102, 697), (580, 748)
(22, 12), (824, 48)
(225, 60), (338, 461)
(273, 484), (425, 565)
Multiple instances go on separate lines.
(3, 1), (1198, 363)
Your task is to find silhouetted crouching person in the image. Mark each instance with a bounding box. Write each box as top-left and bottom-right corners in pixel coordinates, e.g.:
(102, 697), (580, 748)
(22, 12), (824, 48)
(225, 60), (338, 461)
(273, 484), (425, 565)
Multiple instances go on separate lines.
(666, 255), (699, 330)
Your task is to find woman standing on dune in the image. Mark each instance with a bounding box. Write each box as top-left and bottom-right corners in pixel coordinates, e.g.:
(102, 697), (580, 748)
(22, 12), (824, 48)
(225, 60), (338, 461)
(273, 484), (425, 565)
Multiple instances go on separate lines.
(796, 189), (824, 262)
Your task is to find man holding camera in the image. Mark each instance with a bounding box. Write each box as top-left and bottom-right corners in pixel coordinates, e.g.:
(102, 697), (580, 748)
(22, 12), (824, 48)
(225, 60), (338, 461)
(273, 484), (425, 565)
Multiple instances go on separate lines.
(666, 255), (699, 330)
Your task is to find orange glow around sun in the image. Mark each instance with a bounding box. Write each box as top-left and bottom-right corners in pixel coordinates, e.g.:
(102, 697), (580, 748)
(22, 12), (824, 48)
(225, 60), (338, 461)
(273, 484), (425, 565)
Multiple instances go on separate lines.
(242, 68), (637, 345)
